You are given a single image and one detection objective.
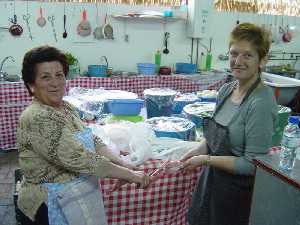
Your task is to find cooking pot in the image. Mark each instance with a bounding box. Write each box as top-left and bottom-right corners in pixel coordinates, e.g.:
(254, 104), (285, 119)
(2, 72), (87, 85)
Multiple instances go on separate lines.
(9, 24), (23, 36)
(9, 15), (23, 36)
(159, 66), (171, 75)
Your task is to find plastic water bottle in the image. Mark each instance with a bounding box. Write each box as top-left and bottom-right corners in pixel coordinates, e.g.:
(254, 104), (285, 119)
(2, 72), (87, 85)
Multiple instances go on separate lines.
(279, 116), (300, 171)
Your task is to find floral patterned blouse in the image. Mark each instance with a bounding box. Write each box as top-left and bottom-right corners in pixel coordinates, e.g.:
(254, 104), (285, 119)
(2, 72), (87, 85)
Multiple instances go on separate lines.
(17, 99), (111, 220)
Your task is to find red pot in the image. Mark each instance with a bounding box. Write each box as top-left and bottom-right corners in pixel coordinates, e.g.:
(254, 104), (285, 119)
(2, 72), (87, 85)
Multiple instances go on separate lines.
(159, 66), (171, 75)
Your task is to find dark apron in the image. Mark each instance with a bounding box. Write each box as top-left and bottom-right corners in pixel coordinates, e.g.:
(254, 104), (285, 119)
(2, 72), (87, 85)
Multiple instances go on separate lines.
(188, 78), (261, 225)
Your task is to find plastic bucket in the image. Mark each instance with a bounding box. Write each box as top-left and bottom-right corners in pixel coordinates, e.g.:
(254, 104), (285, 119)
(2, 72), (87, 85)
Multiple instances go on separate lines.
(146, 116), (196, 141)
(88, 65), (107, 77)
(198, 97), (217, 102)
(183, 102), (216, 128)
(144, 88), (177, 118)
(172, 93), (199, 114)
(272, 105), (291, 146)
(137, 63), (156, 75)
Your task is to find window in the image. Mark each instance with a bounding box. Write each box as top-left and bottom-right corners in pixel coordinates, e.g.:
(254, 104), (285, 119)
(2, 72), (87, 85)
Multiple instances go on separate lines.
(41, 0), (182, 7)
(214, 0), (300, 16)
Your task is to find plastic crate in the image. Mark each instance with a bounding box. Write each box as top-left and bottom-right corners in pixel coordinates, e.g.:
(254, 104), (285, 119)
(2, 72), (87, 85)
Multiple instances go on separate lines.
(272, 105), (291, 146)
(107, 99), (144, 115)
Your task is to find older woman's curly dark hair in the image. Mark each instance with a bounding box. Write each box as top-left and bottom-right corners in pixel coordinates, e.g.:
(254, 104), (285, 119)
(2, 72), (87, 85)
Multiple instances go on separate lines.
(22, 45), (69, 96)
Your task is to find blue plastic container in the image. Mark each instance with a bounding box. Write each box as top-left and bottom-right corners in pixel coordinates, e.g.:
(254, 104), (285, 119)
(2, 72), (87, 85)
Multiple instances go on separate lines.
(146, 117), (196, 141)
(176, 63), (197, 74)
(107, 99), (144, 115)
(137, 63), (156, 75)
(144, 88), (177, 118)
(88, 65), (107, 77)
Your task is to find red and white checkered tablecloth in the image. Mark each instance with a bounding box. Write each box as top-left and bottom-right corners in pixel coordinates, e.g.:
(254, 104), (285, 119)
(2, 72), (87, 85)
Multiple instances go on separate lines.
(99, 159), (203, 225)
(0, 75), (227, 151)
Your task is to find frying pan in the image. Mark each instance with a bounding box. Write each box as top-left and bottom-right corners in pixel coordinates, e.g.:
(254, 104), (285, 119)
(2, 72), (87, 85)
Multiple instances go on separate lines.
(93, 3), (103, 40)
(77, 9), (92, 37)
(36, 7), (46, 27)
(102, 13), (114, 39)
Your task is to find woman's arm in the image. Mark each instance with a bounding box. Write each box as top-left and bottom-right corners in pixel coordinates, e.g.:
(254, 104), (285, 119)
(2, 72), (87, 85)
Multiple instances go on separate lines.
(180, 138), (208, 160)
(97, 161), (149, 187)
(94, 137), (137, 170)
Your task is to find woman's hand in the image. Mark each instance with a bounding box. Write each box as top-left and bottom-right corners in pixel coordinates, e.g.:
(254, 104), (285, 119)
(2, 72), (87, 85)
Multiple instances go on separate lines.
(180, 146), (201, 162)
(129, 170), (150, 188)
(120, 161), (141, 171)
(111, 170), (150, 191)
(181, 155), (209, 172)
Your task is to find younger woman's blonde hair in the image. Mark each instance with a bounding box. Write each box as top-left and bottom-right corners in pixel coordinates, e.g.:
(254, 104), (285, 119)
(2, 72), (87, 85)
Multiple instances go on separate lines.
(229, 23), (272, 60)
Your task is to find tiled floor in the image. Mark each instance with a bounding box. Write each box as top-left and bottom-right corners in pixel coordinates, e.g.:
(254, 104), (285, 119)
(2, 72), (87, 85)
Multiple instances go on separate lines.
(0, 150), (18, 225)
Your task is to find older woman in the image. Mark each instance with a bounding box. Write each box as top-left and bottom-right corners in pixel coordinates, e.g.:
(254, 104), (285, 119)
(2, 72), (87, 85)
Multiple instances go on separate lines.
(17, 46), (149, 225)
(181, 23), (278, 225)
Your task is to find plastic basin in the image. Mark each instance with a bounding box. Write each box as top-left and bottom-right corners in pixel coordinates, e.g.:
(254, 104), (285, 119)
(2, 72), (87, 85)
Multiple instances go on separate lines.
(88, 65), (107, 77)
(137, 63), (156, 75)
(107, 99), (144, 115)
(176, 63), (197, 74)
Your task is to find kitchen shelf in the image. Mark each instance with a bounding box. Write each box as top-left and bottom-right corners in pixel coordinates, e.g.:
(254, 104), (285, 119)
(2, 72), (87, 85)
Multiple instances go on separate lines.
(111, 14), (186, 22)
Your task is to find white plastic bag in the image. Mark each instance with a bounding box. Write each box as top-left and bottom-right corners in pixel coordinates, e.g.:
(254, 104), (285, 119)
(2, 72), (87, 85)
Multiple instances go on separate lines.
(89, 122), (155, 165)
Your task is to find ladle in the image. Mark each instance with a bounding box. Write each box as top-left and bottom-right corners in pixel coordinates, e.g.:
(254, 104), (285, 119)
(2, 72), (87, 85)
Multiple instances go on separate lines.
(62, 1), (67, 38)
(163, 32), (170, 54)
(63, 15), (67, 38)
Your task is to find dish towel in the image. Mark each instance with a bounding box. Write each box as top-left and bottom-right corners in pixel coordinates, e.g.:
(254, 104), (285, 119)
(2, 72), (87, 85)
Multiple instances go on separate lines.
(46, 176), (108, 225)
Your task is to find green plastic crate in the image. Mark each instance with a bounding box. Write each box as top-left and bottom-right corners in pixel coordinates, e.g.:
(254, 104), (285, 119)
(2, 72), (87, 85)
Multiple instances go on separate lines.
(272, 105), (291, 146)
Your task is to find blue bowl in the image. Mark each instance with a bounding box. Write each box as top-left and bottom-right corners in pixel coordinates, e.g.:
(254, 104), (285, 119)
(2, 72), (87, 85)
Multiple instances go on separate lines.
(88, 65), (107, 77)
